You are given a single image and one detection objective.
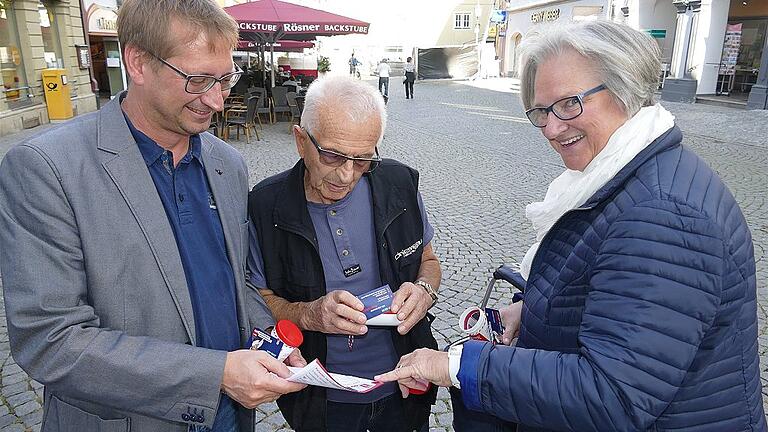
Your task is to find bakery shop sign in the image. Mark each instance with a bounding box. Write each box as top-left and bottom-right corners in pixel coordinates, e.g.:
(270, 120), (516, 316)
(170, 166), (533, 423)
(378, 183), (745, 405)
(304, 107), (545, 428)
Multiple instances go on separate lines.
(86, 5), (118, 36)
(239, 22), (368, 35)
(531, 8), (560, 23)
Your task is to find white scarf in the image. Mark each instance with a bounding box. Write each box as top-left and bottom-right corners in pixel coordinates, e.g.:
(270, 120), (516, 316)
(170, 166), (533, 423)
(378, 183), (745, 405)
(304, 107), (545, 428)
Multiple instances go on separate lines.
(519, 104), (675, 280)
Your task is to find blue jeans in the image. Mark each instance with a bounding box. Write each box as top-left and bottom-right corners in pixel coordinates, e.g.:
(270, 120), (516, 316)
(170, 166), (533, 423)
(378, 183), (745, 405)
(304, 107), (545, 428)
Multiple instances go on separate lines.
(190, 394), (238, 432)
(325, 393), (424, 432)
(450, 387), (516, 432)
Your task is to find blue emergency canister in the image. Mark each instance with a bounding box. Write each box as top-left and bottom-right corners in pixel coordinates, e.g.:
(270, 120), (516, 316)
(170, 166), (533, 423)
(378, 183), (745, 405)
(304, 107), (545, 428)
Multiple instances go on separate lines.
(251, 319), (304, 361)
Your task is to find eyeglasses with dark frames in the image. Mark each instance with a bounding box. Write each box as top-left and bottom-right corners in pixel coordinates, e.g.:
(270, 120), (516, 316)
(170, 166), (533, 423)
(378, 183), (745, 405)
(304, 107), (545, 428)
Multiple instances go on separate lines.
(148, 52), (243, 94)
(525, 84), (607, 128)
(304, 129), (381, 173)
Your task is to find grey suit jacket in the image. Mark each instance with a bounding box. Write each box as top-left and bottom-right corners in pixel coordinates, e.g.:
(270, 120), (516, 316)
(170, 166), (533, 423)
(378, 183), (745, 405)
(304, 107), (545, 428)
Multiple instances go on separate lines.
(0, 96), (273, 431)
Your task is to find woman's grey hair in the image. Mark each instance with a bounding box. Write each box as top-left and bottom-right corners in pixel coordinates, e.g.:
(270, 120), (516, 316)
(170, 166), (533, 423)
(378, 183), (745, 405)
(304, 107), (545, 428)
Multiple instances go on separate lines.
(301, 76), (388, 145)
(519, 20), (661, 117)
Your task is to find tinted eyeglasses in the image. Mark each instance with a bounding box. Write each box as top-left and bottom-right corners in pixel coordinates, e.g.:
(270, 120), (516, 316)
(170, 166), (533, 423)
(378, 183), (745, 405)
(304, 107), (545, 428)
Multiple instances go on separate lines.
(149, 52), (243, 94)
(525, 84), (607, 128)
(304, 129), (381, 173)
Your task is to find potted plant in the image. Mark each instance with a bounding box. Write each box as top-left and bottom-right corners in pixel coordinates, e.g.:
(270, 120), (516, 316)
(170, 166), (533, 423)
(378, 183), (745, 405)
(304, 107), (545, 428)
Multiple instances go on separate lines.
(317, 55), (331, 77)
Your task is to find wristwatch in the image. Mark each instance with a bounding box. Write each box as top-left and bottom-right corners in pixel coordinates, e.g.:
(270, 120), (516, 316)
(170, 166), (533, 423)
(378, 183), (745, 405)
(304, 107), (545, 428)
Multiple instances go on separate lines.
(415, 280), (438, 307)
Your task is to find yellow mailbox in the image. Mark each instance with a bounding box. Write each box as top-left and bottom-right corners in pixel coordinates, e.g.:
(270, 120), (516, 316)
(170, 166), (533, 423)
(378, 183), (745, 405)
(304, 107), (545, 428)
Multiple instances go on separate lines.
(42, 68), (74, 120)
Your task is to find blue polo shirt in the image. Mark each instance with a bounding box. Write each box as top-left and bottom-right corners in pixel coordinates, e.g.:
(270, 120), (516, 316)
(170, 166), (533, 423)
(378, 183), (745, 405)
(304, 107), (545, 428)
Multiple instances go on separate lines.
(248, 177), (434, 403)
(125, 117), (240, 353)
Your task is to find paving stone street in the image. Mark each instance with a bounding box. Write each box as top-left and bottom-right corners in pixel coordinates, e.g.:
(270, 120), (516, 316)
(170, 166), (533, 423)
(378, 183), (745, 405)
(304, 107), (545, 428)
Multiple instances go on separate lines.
(0, 78), (767, 431)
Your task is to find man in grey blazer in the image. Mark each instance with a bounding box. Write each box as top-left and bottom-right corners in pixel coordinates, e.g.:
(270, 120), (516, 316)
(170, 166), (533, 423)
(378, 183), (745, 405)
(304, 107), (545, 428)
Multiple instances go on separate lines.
(0, 1), (305, 431)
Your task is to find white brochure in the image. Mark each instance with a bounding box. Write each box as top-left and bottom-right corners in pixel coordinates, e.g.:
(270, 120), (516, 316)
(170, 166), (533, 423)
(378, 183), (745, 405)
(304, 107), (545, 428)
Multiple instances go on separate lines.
(287, 359), (384, 393)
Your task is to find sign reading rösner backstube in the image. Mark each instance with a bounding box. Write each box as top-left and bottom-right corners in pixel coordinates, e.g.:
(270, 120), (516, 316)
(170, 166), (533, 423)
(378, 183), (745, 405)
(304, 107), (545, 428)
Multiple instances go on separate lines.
(238, 21), (368, 35)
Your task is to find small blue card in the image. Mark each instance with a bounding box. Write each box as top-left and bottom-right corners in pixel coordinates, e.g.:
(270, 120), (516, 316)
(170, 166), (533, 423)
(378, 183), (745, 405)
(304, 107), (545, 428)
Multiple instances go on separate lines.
(357, 285), (394, 319)
(485, 308), (505, 339)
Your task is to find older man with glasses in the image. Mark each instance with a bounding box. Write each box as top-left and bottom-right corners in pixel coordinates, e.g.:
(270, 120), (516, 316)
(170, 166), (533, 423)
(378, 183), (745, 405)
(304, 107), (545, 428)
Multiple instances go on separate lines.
(246, 76), (441, 432)
(0, 1), (307, 432)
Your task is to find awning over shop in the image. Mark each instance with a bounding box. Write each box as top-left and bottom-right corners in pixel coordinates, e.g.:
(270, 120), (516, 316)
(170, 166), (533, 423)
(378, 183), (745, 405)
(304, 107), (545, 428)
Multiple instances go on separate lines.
(237, 40), (314, 53)
(225, 0), (369, 43)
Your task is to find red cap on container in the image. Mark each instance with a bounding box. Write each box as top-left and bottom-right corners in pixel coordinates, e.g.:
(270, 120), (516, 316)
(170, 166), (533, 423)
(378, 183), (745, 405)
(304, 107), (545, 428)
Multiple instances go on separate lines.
(275, 320), (304, 348)
(407, 382), (430, 395)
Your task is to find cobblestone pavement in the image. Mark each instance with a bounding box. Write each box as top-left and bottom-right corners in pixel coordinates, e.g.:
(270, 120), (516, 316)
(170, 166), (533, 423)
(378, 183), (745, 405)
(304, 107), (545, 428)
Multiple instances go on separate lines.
(0, 78), (766, 431)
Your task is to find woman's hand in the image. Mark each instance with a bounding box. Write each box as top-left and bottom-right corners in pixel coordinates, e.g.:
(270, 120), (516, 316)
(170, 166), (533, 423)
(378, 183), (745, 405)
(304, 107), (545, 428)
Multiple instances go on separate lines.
(375, 348), (451, 397)
(499, 301), (523, 345)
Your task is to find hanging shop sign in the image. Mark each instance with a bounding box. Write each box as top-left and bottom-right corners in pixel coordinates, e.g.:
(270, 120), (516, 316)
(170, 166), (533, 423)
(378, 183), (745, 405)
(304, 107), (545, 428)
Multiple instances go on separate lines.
(645, 29), (667, 39)
(76, 45), (91, 69)
(86, 4), (118, 36)
(490, 10), (507, 23)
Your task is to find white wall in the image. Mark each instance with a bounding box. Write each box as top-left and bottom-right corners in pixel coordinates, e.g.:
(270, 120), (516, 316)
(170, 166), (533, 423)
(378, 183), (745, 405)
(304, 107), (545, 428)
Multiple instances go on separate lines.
(689, 0), (730, 94)
(84, 0), (119, 8)
(636, 0), (678, 62)
(504, 0), (610, 75)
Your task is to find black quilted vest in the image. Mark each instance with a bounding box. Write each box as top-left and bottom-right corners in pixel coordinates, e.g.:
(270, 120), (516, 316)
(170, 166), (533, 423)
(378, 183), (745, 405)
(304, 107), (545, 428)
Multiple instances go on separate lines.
(248, 159), (438, 431)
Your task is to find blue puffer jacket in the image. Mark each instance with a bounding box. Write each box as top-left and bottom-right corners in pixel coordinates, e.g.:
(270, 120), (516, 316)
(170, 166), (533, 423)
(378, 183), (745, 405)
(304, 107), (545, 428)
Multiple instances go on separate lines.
(458, 125), (766, 431)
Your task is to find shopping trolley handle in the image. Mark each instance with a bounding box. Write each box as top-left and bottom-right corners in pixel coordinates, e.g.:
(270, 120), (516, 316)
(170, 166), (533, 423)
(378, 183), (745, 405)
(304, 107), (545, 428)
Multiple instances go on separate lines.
(493, 265), (526, 292)
(479, 264), (527, 310)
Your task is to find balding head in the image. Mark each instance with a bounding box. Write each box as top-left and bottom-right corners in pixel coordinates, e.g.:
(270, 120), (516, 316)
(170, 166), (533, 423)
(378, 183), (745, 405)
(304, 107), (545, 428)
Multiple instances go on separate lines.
(300, 76), (387, 145)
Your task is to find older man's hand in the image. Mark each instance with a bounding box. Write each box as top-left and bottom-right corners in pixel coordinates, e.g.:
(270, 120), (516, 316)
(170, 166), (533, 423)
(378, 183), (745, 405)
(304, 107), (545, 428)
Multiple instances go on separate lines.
(304, 290), (368, 335)
(221, 350), (307, 409)
(390, 282), (433, 335)
(375, 348), (451, 398)
(499, 301), (523, 345)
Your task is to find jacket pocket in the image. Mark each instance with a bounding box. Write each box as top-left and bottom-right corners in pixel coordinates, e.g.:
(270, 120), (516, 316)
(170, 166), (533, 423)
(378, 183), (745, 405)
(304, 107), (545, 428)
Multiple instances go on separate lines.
(44, 395), (130, 432)
(395, 250), (422, 284)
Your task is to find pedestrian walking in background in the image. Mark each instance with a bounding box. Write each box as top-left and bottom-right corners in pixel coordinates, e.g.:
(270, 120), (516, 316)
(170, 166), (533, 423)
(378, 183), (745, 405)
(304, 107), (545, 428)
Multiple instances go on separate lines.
(349, 52), (360, 78)
(404, 57), (416, 99)
(376, 58), (391, 99)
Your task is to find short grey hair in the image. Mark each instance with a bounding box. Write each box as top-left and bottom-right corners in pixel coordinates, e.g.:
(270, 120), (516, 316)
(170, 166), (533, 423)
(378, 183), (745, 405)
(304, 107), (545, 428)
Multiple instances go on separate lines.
(519, 20), (661, 117)
(301, 76), (388, 145)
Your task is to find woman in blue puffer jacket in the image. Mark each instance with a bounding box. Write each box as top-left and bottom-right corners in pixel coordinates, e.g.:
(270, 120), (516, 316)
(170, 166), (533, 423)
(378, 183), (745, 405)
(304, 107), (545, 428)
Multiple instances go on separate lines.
(377, 20), (766, 432)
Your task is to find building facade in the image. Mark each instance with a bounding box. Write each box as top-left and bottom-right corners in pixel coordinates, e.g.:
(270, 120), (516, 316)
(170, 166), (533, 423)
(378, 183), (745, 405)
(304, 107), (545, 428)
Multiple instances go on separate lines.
(83, 0), (125, 101)
(502, 0), (677, 77)
(435, 1), (495, 47)
(500, 0), (767, 109)
(0, 0), (96, 137)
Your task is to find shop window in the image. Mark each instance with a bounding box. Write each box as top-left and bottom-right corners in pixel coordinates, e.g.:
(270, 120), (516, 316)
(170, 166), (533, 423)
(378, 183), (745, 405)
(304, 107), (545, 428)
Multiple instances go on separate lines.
(736, 19), (767, 70)
(0, 4), (28, 103)
(455, 13), (471, 29)
(39, 1), (63, 68)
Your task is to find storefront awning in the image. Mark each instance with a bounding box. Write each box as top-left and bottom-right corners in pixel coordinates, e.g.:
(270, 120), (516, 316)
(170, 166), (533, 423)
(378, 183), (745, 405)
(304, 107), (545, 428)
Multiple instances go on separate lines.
(224, 0), (369, 43)
(236, 40), (314, 53)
